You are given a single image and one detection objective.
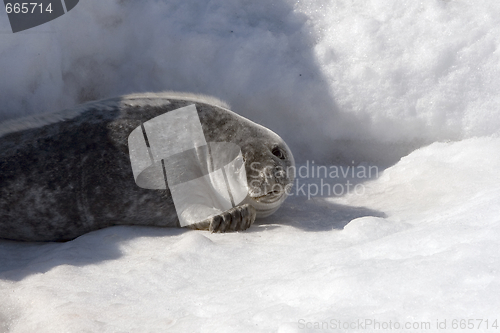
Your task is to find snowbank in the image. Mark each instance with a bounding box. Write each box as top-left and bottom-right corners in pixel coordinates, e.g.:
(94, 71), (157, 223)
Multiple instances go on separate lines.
(1, 0), (500, 331)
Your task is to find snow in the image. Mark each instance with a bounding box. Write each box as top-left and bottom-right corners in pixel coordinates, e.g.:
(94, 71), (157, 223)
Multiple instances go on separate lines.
(1, 0), (500, 332)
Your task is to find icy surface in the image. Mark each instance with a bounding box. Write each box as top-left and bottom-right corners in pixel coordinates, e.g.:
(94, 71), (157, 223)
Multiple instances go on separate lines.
(1, 0), (500, 332)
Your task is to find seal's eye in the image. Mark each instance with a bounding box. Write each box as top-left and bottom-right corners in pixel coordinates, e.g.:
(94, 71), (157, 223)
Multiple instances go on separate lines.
(272, 147), (286, 160)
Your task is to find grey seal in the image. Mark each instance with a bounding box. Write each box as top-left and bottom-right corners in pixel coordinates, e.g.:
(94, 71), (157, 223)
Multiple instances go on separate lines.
(0, 92), (295, 241)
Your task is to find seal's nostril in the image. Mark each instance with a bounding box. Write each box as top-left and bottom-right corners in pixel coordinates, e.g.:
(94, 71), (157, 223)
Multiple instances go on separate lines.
(275, 170), (285, 178)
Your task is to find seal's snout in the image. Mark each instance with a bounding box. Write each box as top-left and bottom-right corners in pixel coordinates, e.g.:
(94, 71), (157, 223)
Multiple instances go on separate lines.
(248, 165), (288, 203)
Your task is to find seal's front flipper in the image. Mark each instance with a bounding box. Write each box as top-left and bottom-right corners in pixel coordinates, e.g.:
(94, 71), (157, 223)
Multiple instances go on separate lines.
(186, 204), (256, 232)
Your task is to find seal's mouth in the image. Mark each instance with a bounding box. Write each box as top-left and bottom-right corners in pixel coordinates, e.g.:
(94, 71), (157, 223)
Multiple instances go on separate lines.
(252, 189), (284, 204)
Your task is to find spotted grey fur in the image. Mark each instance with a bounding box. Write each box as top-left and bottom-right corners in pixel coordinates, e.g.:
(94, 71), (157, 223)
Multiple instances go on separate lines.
(0, 92), (295, 241)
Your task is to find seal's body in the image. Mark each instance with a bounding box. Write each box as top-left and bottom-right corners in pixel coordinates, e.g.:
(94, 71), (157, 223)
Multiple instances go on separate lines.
(0, 92), (294, 241)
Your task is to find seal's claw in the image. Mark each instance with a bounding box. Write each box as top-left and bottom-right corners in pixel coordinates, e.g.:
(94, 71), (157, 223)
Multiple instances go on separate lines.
(231, 204), (256, 232)
(229, 207), (242, 231)
(236, 204), (255, 231)
(250, 205), (257, 227)
(239, 205), (249, 230)
(189, 204), (256, 233)
(209, 215), (222, 232)
(186, 220), (209, 230)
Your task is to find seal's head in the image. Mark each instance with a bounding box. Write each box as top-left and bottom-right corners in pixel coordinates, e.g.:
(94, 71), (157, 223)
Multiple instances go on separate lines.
(194, 97), (296, 219)
(240, 128), (295, 218)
